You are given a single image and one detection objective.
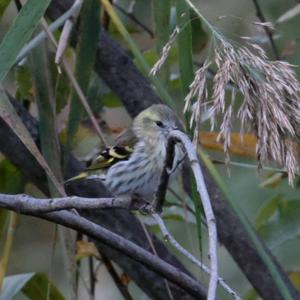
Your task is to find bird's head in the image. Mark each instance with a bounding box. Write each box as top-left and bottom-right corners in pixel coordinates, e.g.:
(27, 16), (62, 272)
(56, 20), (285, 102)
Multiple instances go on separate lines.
(133, 104), (181, 142)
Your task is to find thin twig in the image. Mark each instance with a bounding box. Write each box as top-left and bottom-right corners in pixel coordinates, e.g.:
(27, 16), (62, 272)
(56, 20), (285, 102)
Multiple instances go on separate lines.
(55, 0), (83, 65)
(88, 256), (96, 299)
(169, 130), (218, 300)
(112, 2), (154, 38)
(153, 213), (241, 300)
(138, 219), (174, 300)
(251, 0), (280, 60)
(40, 19), (108, 147)
(100, 252), (134, 300)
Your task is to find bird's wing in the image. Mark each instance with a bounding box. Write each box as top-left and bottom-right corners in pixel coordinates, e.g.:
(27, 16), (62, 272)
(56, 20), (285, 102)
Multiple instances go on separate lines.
(86, 145), (134, 170)
(86, 128), (137, 171)
(65, 128), (137, 183)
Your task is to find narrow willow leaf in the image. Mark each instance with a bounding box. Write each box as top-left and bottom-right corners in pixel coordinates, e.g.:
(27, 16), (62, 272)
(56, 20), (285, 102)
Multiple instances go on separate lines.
(15, 65), (33, 100)
(66, 0), (101, 150)
(190, 9), (208, 52)
(258, 199), (300, 249)
(153, 0), (171, 85)
(0, 0), (51, 81)
(0, 88), (65, 196)
(31, 41), (63, 196)
(255, 195), (283, 229)
(176, 0), (194, 97)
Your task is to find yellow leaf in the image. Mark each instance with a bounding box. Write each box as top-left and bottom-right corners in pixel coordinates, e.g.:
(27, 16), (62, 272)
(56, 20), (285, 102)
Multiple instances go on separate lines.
(76, 240), (100, 261)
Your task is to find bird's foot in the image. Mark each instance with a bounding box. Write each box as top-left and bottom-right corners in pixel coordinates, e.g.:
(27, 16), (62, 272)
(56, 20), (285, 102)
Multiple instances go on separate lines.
(130, 194), (153, 214)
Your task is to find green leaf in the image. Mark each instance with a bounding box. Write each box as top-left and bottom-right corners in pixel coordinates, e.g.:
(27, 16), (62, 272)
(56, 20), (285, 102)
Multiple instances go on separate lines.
(255, 194), (283, 229)
(175, 0), (195, 128)
(176, 0), (194, 98)
(0, 0), (11, 19)
(30, 41), (63, 196)
(22, 273), (65, 300)
(15, 65), (33, 101)
(258, 199), (300, 249)
(67, 0), (101, 148)
(0, 0), (52, 81)
(0, 273), (34, 300)
(190, 9), (208, 52)
(49, 54), (71, 114)
(86, 76), (104, 113)
(259, 172), (284, 189)
(153, 0), (171, 85)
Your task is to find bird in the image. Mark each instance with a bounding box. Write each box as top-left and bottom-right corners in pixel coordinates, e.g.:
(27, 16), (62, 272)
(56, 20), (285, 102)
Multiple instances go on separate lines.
(66, 104), (185, 203)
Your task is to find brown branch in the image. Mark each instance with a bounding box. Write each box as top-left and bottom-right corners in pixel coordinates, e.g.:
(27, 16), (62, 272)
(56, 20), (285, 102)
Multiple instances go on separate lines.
(153, 138), (176, 212)
(88, 256), (96, 297)
(0, 193), (143, 213)
(0, 196), (207, 298)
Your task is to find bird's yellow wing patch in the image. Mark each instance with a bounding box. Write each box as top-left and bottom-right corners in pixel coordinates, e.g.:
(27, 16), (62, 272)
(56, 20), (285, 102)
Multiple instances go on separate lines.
(87, 146), (133, 171)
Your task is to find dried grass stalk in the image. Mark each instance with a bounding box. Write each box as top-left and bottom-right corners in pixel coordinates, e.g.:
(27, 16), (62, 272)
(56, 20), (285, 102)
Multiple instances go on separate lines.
(184, 39), (300, 184)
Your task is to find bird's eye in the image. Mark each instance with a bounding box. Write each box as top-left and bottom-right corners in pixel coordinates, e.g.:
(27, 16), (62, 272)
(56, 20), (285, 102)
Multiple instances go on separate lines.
(155, 121), (164, 128)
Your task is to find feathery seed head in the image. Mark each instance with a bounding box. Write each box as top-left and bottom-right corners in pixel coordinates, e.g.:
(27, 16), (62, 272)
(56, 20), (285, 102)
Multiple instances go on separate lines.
(133, 104), (180, 141)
